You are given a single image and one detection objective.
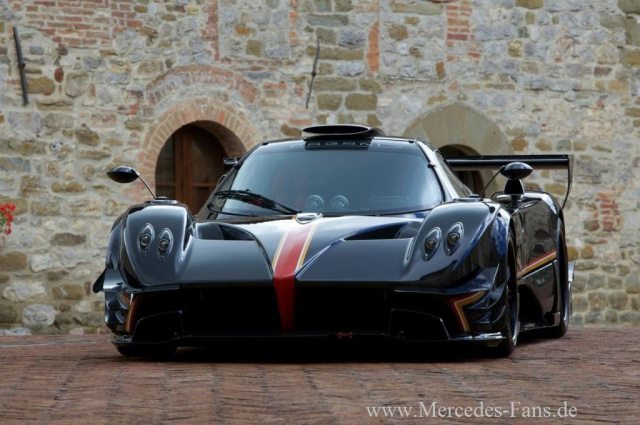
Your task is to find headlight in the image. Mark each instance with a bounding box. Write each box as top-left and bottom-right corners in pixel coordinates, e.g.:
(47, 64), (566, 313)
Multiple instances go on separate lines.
(137, 224), (155, 254)
(423, 228), (441, 260)
(139, 233), (151, 248)
(157, 228), (173, 260)
(445, 222), (464, 255)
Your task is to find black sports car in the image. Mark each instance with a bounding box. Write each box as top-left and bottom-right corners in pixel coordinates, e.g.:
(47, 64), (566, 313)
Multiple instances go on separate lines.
(94, 124), (573, 357)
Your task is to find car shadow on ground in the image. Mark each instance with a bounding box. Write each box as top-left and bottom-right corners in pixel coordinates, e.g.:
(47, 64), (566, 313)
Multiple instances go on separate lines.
(114, 332), (551, 364)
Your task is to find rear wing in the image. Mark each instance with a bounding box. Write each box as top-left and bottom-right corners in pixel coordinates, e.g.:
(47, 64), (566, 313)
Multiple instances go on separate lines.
(444, 155), (573, 209)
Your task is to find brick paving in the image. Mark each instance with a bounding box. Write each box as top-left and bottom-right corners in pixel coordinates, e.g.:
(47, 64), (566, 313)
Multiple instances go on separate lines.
(0, 329), (637, 424)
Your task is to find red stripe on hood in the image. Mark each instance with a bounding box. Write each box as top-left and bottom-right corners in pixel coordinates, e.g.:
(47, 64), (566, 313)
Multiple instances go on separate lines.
(272, 219), (319, 333)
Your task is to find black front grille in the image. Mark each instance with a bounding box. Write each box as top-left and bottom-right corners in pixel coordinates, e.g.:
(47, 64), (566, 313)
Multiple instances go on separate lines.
(294, 288), (391, 333)
(134, 288), (282, 336)
(184, 288), (282, 335)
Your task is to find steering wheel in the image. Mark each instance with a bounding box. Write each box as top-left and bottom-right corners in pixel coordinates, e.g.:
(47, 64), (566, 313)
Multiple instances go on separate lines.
(305, 195), (324, 212)
(330, 195), (349, 210)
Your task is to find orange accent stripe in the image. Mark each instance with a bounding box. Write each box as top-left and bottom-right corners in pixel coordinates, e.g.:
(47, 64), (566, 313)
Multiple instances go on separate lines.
(518, 250), (557, 278)
(124, 294), (136, 333)
(451, 291), (485, 332)
(272, 219), (321, 332)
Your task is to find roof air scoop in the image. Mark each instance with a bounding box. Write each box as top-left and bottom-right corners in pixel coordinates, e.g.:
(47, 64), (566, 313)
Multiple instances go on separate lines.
(303, 124), (385, 139)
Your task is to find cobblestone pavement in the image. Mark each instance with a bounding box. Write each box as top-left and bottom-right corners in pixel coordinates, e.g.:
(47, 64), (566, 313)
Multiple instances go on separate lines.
(0, 329), (637, 424)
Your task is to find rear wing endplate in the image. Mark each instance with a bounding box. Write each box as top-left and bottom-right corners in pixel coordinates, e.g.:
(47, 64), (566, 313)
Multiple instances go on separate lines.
(444, 155), (573, 209)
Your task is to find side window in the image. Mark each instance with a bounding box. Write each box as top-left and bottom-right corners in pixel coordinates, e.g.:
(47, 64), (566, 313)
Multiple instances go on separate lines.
(435, 152), (473, 197)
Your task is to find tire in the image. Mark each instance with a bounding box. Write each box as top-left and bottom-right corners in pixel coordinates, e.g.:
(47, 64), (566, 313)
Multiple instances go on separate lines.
(492, 236), (519, 358)
(116, 344), (177, 358)
(541, 222), (570, 338)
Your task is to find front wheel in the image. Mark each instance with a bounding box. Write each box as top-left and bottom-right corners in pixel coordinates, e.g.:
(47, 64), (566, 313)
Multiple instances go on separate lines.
(541, 225), (570, 338)
(491, 237), (519, 357)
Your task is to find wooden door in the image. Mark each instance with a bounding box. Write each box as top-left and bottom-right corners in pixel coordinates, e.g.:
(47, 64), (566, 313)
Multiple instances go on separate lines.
(155, 125), (226, 211)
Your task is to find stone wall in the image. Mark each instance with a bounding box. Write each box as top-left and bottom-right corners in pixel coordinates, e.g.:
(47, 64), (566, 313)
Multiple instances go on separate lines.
(0, 0), (638, 334)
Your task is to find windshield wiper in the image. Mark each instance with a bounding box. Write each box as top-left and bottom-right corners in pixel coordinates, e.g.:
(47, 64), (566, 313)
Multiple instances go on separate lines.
(206, 205), (257, 217)
(212, 190), (301, 215)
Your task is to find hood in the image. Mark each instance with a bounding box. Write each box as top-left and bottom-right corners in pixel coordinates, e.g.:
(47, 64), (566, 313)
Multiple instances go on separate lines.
(116, 200), (502, 292)
(119, 204), (424, 288)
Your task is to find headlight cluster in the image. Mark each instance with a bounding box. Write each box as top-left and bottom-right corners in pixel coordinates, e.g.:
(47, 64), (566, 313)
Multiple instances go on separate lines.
(137, 223), (173, 260)
(423, 222), (464, 260)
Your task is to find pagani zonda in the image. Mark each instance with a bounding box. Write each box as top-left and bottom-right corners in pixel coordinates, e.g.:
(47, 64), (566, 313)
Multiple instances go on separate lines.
(94, 124), (573, 357)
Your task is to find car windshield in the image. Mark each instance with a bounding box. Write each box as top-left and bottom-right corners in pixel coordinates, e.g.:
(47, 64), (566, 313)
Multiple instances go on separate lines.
(207, 140), (443, 217)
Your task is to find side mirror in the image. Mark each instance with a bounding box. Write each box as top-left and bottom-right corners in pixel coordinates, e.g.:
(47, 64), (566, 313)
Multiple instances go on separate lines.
(499, 162), (533, 196)
(106, 166), (163, 200)
(223, 157), (239, 169)
(107, 166), (140, 184)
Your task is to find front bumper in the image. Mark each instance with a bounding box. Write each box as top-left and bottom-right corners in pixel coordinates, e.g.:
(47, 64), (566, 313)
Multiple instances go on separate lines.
(104, 283), (508, 348)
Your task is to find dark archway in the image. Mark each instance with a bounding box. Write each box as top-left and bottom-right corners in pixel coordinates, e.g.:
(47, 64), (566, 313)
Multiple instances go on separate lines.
(404, 103), (512, 196)
(155, 122), (241, 211)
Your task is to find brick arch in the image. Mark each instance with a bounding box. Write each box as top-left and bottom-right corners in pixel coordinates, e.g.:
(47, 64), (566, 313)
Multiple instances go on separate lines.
(145, 65), (260, 108)
(131, 98), (260, 201)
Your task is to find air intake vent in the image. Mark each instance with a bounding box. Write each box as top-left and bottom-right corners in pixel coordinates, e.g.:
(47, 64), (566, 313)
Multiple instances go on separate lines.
(303, 124), (385, 139)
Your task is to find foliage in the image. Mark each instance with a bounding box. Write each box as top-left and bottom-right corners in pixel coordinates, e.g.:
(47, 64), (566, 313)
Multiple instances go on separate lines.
(0, 203), (15, 235)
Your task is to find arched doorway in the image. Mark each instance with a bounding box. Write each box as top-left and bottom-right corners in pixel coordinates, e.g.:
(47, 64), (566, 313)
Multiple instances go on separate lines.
(438, 144), (484, 194)
(404, 103), (512, 196)
(155, 122), (239, 211)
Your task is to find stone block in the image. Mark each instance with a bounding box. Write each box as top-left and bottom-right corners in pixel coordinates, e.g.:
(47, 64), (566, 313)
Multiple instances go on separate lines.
(516, 0), (544, 8)
(388, 24), (408, 41)
(43, 113), (74, 133)
(359, 79), (382, 93)
(51, 233), (87, 247)
(306, 46), (364, 60)
(27, 77), (55, 95)
(621, 48), (640, 66)
(390, 1), (442, 15)
(75, 128), (100, 146)
(619, 0), (640, 14)
(345, 93), (377, 110)
(316, 28), (336, 44)
(246, 40), (263, 56)
(338, 114), (354, 124)
(600, 14), (626, 30)
(508, 40), (523, 57)
(308, 14), (349, 27)
(317, 94), (342, 110)
(0, 252), (27, 272)
(0, 158), (29, 173)
(280, 124), (302, 137)
(339, 29), (365, 48)
(53, 284), (86, 301)
(32, 200), (62, 216)
(65, 72), (90, 98)
(22, 304), (57, 329)
(314, 77), (358, 91)
(52, 181), (86, 193)
(625, 273), (640, 294)
(608, 292), (629, 309)
(20, 176), (44, 196)
(3, 282), (46, 303)
(367, 114), (382, 127)
(335, 0), (353, 12)
(588, 292), (606, 310)
(0, 303), (19, 323)
(36, 99), (73, 111)
(69, 199), (102, 217)
(620, 311), (640, 323)
(77, 148), (111, 160)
